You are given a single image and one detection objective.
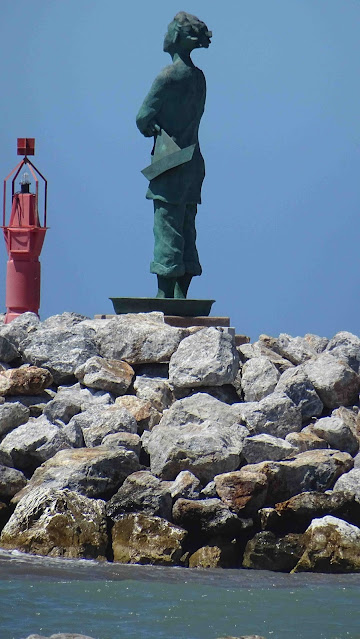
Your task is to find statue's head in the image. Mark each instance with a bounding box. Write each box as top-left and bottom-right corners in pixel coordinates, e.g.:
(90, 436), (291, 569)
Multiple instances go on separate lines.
(163, 11), (212, 54)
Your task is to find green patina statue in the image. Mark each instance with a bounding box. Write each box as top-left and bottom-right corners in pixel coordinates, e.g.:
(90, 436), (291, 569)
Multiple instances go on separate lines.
(136, 11), (212, 299)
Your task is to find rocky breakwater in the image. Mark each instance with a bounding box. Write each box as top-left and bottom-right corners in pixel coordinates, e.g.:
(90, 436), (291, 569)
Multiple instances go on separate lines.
(0, 312), (360, 572)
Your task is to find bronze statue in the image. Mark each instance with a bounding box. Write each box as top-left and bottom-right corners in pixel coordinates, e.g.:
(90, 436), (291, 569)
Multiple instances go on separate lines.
(136, 12), (212, 299)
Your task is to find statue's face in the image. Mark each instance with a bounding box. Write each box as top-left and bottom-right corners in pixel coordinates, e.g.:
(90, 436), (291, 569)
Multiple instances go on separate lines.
(163, 24), (212, 53)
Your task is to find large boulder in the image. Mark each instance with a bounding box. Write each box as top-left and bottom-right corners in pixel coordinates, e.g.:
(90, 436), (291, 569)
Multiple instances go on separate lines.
(258, 333), (316, 365)
(75, 356), (134, 395)
(106, 471), (172, 521)
(114, 395), (161, 432)
(71, 404), (138, 447)
(233, 392), (302, 438)
(293, 515), (360, 572)
(172, 497), (247, 538)
(275, 367), (323, 421)
(0, 311), (39, 349)
(244, 449), (353, 504)
(285, 430), (329, 453)
(96, 313), (187, 364)
(133, 375), (174, 412)
(0, 465), (27, 501)
(309, 416), (359, 455)
(13, 446), (141, 502)
(333, 468), (360, 502)
(242, 433), (296, 464)
(0, 487), (107, 560)
(0, 416), (74, 474)
(214, 468), (268, 517)
(111, 513), (186, 565)
(168, 328), (239, 388)
(147, 393), (249, 483)
(240, 357), (280, 402)
(242, 531), (305, 572)
(0, 401), (30, 437)
(189, 541), (240, 568)
(303, 354), (360, 409)
(21, 322), (98, 384)
(43, 384), (112, 425)
(0, 366), (53, 396)
(170, 470), (201, 500)
(326, 331), (360, 373)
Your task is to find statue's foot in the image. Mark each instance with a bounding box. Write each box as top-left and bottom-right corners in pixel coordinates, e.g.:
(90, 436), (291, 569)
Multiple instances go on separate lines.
(174, 274), (192, 299)
(156, 275), (176, 298)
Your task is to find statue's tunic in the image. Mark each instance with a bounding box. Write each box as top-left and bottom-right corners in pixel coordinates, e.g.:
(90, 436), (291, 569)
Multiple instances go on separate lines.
(136, 61), (206, 205)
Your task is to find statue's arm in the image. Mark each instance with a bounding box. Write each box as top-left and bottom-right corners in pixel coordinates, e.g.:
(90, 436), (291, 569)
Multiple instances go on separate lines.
(136, 71), (168, 137)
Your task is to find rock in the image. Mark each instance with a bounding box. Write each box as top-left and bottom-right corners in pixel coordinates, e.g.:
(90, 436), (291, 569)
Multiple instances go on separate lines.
(41, 312), (89, 329)
(333, 468), (360, 502)
(7, 390), (55, 418)
(309, 416), (359, 455)
(242, 433), (296, 464)
(21, 322), (98, 384)
(260, 490), (360, 534)
(234, 392), (302, 438)
(101, 432), (141, 456)
(252, 341), (294, 373)
(326, 331), (360, 373)
(285, 430), (329, 453)
(0, 487), (107, 560)
(0, 401), (30, 437)
(0, 336), (19, 363)
(244, 449), (353, 504)
(275, 367), (323, 421)
(172, 497), (248, 538)
(293, 515), (360, 572)
(0, 365), (53, 396)
(106, 471), (172, 521)
(242, 531), (305, 572)
(304, 333), (329, 354)
(332, 406), (360, 439)
(115, 395), (161, 432)
(0, 449), (13, 467)
(0, 416), (73, 474)
(44, 384), (113, 425)
(133, 375), (175, 412)
(0, 311), (39, 349)
(111, 513), (186, 565)
(0, 465), (27, 500)
(13, 446), (140, 502)
(169, 328), (239, 388)
(170, 470), (201, 500)
(189, 540), (239, 568)
(75, 356), (134, 395)
(69, 404), (137, 448)
(96, 313), (187, 364)
(303, 353), (360, 409)
(259, 333), (316, 365)
(147, 393), (249, 483)
(200, 481), (217, 498)
(240, 357), (280, 402)
(214, 469), (268, 517)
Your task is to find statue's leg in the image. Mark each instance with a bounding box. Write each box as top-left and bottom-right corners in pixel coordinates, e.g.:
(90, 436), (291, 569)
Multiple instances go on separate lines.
(151, 200), (186, 298)
(174, 203), (202, 299)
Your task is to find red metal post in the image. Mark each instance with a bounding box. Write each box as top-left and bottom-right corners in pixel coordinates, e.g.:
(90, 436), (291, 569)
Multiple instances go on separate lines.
(2, 139), (48, 323)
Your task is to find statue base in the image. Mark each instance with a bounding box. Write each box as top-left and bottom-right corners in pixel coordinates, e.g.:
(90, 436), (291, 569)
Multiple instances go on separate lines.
(109, 297), (215, 317)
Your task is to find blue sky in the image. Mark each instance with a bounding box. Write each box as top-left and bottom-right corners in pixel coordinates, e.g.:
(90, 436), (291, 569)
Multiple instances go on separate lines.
(0, 1), (359, 340)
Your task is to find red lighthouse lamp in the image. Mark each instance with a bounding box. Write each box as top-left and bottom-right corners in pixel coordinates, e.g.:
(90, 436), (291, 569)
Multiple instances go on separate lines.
(2, 138), (48, 323)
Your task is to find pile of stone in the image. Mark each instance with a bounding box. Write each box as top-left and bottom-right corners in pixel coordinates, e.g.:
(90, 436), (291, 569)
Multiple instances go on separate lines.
(0, 311), (360, 573)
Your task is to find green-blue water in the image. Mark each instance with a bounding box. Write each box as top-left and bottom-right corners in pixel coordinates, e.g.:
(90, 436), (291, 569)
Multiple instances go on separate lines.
(0, 551), (359, 639)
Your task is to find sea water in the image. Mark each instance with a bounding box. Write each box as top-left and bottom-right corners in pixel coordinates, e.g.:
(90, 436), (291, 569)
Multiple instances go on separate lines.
(0, 550), (359, 639)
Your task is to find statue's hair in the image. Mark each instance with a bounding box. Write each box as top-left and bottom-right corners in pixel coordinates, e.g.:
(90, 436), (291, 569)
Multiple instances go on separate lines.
(165, 11), (211, 51)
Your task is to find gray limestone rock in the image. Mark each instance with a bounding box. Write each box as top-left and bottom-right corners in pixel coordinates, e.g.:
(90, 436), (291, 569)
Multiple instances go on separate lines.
(106, 470), (172, 521)
(170, 470), (201, 500)
(71, 404), (138, 448)
(259, 333), (316, 365)
(285, 430), (329, 453)
(304, 333), (329, 354)
(168, 327), (239, 388)
(0, 415), (73, 474)
(101, 432), (141, 456)
(240, 357), (280, 402)
(21, 323), (98, 384)
(0, 465), (27, 500)
(252, 342), (294, 373)
(333, 468), (360, 502)
(242, 433), (296, 464)
(96, 313), (187, 364)
(234, 392), (302, 438)
(147, 393), (249, 483)
(275, 366), (323, 421)
(0, 401), (30, 437)
(303, 353), (360, 409)
(44, 384), (113, 425)
(6, 390), (55, 418)
(0, 487), (107, 560)
(293, 515), (360, 572)
(13, 446), (141, 502)
(172, 497), (247, 537)
(0, 311), (39, 349)
(41, 312), (89, 329)
(326, 331), (360, 373)
(114, 395), (161, 432)
(75, 356), (134, 395)
(0, 336), (19, 363)
(310, 416), (359, 455)
(133, 375), (175, 412)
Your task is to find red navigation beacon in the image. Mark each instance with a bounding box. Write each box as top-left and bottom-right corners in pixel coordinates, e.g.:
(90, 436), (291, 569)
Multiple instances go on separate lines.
(2, 138), (48, 323)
